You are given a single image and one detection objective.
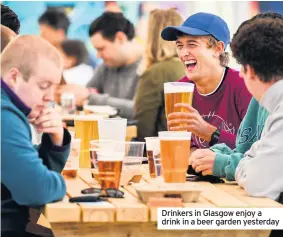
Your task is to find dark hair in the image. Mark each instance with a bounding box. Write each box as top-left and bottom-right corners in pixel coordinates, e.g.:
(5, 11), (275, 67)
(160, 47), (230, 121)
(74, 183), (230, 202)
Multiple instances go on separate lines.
(38, 8), (70, 34)
(1, 4), (20, 34)
(60, 39), (89, 66)
(89, 12), (135, 41)
(231, 12), (283, 83)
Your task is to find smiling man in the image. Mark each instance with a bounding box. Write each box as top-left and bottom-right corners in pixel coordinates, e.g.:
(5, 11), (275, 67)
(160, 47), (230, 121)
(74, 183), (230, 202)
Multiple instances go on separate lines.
(1, 35), (71, 237)
(161, 12), (252, 150)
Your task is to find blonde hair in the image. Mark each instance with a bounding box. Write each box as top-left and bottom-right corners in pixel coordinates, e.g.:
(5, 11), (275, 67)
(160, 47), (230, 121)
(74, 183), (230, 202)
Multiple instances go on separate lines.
(144, 8), (183, 71)
(207, 36), (229, 67)
(1, 35), (62, 81)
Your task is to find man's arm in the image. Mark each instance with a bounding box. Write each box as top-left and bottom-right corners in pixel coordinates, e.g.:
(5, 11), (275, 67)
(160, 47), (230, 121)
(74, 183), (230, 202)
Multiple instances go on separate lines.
(36, 128), (71, 173)
(236, 112), (283, 200)
(88, 94), (134, 119)
(1, 109), (67, 206)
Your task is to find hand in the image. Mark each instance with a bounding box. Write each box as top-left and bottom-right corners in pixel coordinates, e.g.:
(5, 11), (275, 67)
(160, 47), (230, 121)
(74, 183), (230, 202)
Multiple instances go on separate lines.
(56, 84), (90, 107)
(167, 103), (217, 141)
(189, 149), (216, 176)
(29, 107), (64, 146)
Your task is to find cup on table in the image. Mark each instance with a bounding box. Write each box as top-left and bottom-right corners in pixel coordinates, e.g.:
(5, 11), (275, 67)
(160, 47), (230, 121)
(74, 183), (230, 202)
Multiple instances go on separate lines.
(145, 137), (162, 178)
(62, 138), (81, 177)
(164, 82), (194, 128)
(74, 115), (103, 168)
(98, 118), (127, 141)
(114, 141), (145, 171)
(97, 151), (124, 189)
(158, 131), (191, 183)
(89, 140), (115, 168)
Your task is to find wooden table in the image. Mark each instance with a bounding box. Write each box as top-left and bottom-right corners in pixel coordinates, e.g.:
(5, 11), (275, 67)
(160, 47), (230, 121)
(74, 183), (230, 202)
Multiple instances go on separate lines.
(44, 167), (282, 237)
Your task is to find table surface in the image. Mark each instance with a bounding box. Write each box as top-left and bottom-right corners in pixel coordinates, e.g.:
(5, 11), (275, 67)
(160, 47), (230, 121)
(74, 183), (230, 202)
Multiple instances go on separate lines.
(43, 166), (282, 237)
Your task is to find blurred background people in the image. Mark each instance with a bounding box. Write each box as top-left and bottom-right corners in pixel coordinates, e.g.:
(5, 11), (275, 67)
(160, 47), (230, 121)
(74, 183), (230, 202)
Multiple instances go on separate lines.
(38, 8), (97, 69)
(1, 3), (20, 34)
(134, 8), (185, 141)
(38, 8), (70, 47)
(58, 39), (94, 86)
(57, 12), (143, 119)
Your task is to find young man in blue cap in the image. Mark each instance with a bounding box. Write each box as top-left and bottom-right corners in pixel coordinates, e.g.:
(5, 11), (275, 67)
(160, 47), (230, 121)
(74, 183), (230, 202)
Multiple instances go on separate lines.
(162, 12), (251, 150)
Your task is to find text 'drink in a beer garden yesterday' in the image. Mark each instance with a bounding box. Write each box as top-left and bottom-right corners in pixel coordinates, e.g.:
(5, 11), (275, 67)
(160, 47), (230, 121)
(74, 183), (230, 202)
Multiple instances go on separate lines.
(158, 208), (283, 230)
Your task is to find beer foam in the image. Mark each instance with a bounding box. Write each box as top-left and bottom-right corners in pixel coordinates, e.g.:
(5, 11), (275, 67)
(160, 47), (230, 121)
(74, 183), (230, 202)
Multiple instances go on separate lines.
(97, 151), (124, 161)
(164, 82), (194, 93)
(158, 131), (191, 140)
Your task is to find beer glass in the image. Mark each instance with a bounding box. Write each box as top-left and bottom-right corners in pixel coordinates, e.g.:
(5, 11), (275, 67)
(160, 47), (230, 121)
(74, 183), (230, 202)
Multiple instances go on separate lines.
(158, 131), (191, 183)
(145, 137), (162, 178)
(90, 140), (114, 168)
(74, 115), (103, 168)
(62, 138), (81, 177)
(98, 118), (127, 141)
(121, 142), (145, 171)
(164, 82), (194, 128)
(97, 151), (124, 189)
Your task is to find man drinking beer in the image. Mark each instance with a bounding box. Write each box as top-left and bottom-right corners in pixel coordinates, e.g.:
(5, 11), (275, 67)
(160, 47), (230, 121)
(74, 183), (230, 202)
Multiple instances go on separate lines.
(161, 12), (251, 150)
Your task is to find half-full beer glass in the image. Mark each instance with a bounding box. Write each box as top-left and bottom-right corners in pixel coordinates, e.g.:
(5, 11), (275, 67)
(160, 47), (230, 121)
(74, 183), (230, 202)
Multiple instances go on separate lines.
(74, 115), (102, 168)
(97, 151), (124, 189)
(164, 82), (194, 128)
(158, 131), (191, 183)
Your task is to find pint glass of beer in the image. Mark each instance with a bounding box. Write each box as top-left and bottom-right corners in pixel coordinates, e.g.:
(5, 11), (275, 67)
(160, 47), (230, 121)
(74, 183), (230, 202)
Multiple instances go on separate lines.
(97, 151), (124, 189)
(164, 82), (194, 127)
(74, 115), (103, 168)
(158, 131), (191, 183)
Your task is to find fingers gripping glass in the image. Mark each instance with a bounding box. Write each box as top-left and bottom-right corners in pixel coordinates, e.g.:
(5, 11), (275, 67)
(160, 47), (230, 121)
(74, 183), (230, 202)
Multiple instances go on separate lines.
(81, 188), (124, 198)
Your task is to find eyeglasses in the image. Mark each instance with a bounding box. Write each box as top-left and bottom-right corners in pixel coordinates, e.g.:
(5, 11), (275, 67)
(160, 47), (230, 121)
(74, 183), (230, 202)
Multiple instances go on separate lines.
(81, 188), (124, 198)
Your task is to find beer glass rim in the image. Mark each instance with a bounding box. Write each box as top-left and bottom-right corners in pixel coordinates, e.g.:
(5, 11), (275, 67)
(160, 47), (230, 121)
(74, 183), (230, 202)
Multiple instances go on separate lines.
(90, 139), (114, 145)
(158, 131), (191, 140)
(144, 137), (159, 140)
(116, 141), (145, 145)
(164, 82), (194, 93)
(97, 151), (124, 161)
(100, 118), (127, 121)
(74, 115), (104, 121)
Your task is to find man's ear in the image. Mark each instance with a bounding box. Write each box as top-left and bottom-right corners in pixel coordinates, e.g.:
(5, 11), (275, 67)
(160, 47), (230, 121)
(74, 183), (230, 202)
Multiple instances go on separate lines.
(57, 29), (66, 39)
(114, 31), (127, 44)
(213, 41), (225, 58)
(245, 64), (257, 81)
(5, 68), (21, 89)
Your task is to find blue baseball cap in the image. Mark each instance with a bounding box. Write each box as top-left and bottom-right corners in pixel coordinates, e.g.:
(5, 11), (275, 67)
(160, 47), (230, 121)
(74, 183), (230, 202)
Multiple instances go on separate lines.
(161, 12), (230, 48)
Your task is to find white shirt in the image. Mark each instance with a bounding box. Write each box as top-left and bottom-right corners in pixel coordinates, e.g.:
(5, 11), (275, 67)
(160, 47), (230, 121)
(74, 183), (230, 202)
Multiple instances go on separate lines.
(63, 64), (94, 87)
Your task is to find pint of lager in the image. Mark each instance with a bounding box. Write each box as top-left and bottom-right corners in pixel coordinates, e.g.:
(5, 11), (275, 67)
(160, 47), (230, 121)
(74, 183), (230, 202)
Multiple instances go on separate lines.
(164, 82), (194, 127)
(74, 115), (102, 168)
(97, 152), (124, 189)
(158, 131), (191, 183)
